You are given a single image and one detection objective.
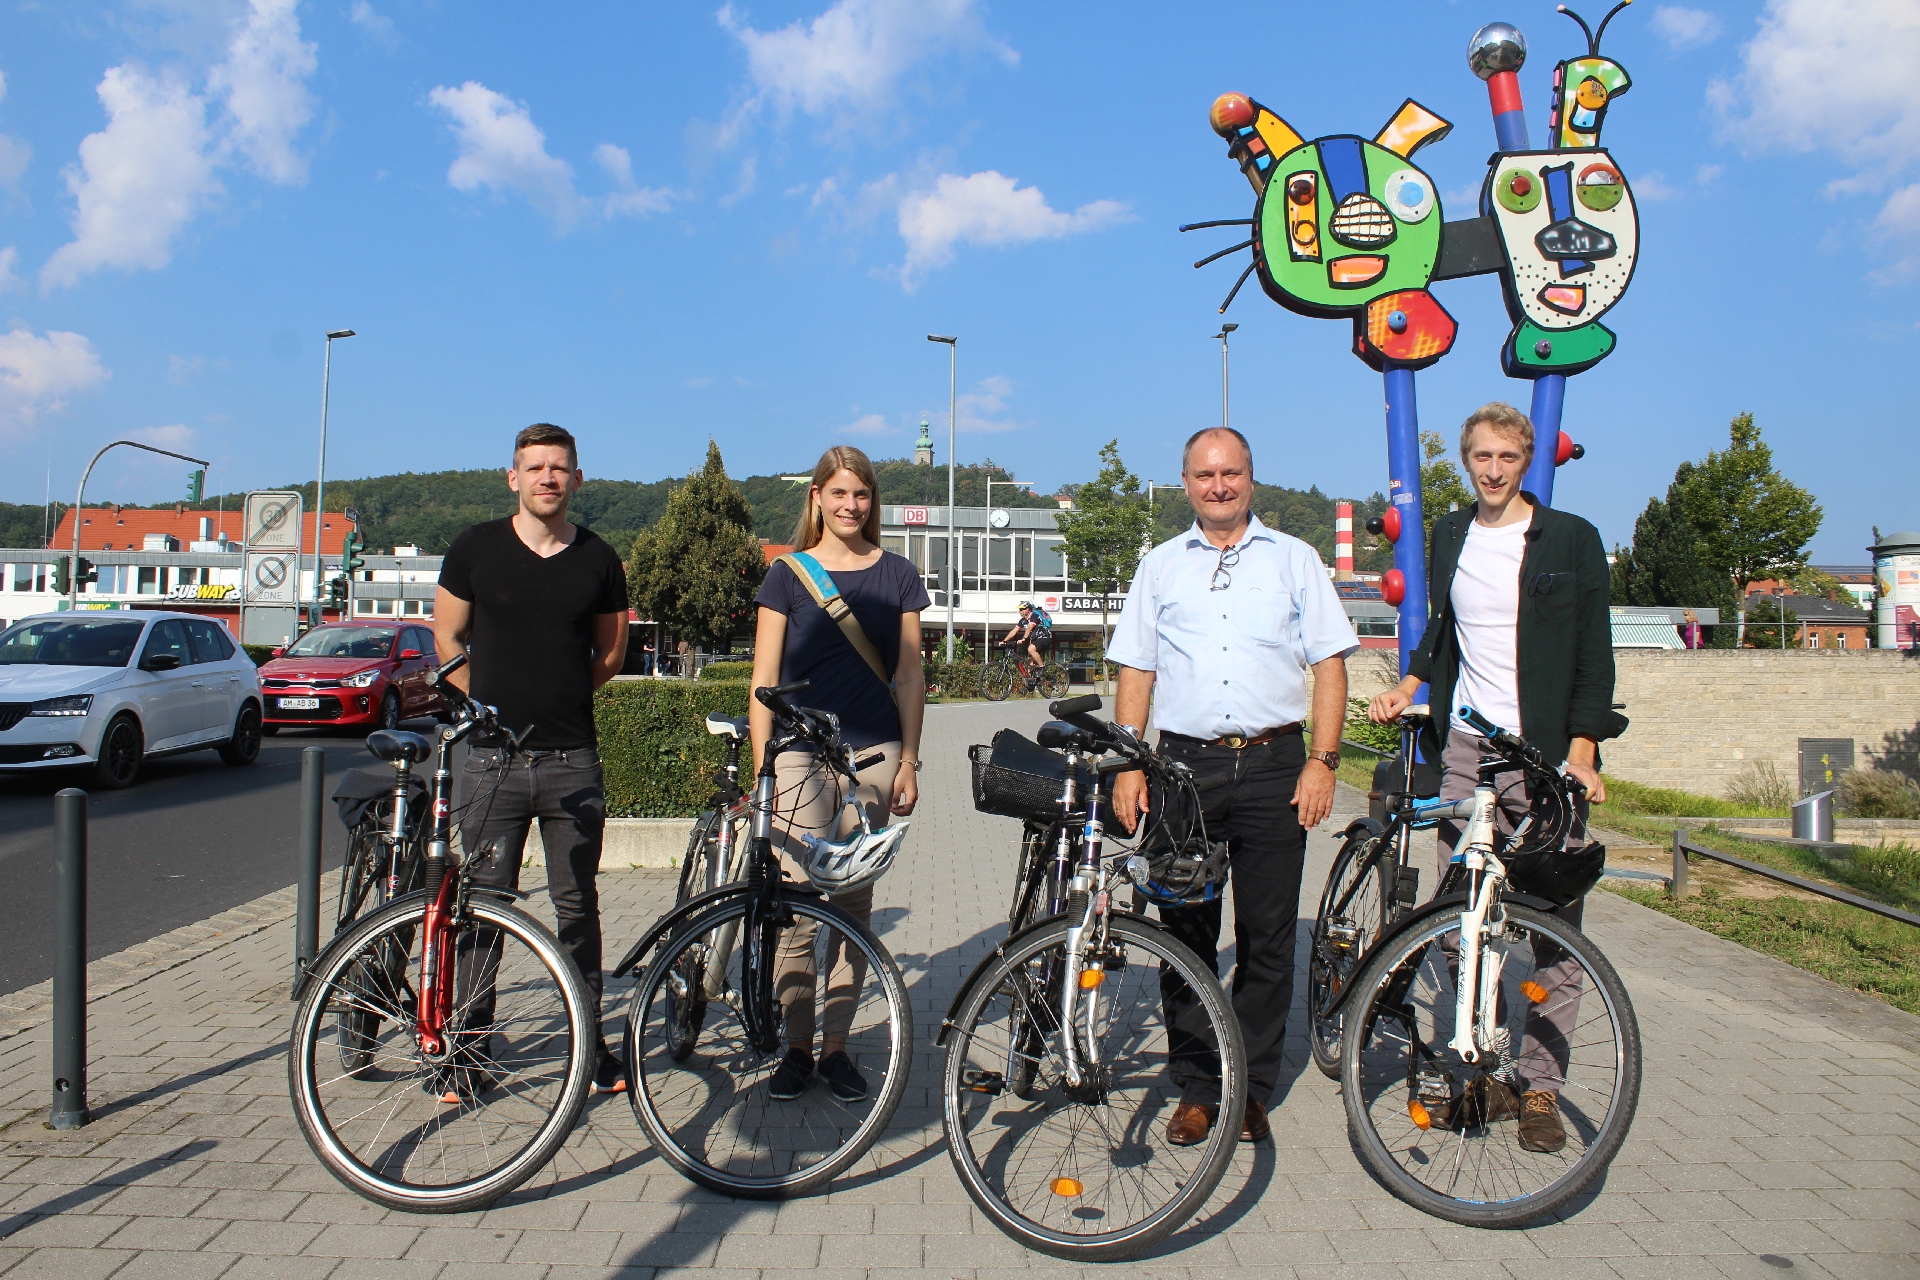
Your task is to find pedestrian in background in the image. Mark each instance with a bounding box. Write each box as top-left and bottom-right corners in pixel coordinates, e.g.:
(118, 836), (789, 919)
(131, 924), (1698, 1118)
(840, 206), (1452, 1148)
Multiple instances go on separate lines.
(749, 445), (928, 1103)
(1107, 426), (1358, 1148)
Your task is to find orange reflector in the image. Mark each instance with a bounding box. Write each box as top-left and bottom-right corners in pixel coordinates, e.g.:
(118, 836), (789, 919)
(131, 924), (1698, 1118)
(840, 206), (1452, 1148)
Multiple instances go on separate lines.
(1050, 1177), (1083, 1197)
(1521, 980), (1549, 1004)
(1078, 969), (1104, 989)
(1408, 1100), (1433, 1130)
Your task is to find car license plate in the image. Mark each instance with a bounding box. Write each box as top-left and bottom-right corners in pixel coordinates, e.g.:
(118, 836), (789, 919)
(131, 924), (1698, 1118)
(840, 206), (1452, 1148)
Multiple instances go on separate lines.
(278, 697), (321, 710)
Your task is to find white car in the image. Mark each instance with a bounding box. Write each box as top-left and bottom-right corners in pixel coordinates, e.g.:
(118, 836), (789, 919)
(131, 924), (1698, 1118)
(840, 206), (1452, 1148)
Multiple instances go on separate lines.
(0, 612), (265, 789)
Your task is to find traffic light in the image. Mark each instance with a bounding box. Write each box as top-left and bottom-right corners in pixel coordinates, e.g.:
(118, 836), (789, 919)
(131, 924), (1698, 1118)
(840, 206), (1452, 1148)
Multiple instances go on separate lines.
(325, 576), (348, 610)
(74, 557), (97, 589)
(51, 556), (71, 595)
(343, 531), (366, 574)
(187, 468), (205, 503)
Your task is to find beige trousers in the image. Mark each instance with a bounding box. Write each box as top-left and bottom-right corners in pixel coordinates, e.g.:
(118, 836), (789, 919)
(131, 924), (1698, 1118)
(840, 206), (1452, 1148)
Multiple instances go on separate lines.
(769, 743), (899, 1052)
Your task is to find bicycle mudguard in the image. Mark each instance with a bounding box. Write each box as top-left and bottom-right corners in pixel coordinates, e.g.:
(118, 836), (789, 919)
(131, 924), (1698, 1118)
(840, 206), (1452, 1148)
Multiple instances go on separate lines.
(607, 880), (826, 979)
(289, 885), (531, 1003)
(934, 909), (1174, 1047)
(1339, 817), (1386, 843)
(1316, 888), (1562, 1024)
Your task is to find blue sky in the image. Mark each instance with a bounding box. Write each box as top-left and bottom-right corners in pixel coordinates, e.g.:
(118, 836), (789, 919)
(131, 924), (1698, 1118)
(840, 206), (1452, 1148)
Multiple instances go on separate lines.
(0, 0), (1914, 563)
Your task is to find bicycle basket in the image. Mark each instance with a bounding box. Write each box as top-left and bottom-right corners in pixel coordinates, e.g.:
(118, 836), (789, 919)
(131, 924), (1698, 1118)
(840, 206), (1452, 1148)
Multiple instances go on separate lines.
(1124, 835), (1230, 907)
(1506, 841), (1606, 908)
(969, 729), (1069, 824)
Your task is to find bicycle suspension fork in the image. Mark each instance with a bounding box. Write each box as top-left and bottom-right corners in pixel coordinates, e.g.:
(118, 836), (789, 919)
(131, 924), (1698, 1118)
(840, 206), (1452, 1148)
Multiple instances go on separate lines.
(1448, 783), (1512, 1066)
(1058, 769), (1109, 1090)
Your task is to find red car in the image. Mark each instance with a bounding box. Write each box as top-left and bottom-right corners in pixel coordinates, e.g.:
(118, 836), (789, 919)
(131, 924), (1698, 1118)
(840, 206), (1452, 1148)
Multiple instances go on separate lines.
(259, 621), (446, 734)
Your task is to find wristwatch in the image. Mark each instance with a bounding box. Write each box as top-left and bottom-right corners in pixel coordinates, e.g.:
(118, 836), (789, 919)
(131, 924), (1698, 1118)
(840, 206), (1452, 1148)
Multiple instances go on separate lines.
(902, 759), (922, 772)
(1308, 748), (1341, 770)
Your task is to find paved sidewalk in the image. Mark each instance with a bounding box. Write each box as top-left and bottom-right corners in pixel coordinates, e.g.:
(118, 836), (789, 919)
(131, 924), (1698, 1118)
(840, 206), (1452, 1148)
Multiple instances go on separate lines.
(0, 699), (1913, 1278)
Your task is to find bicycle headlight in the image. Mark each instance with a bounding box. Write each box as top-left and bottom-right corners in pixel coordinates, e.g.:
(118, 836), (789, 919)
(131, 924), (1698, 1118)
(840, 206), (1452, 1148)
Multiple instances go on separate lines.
(342, 668), (381, 688)
(29, 694), (93, 717)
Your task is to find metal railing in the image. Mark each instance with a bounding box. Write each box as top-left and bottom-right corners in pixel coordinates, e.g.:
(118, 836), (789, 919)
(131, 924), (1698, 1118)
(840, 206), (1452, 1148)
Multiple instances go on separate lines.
(1669, 831), (1920, 928)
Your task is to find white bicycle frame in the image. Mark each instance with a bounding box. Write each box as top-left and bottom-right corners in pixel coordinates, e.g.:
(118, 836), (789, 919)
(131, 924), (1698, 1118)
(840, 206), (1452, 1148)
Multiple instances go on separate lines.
(1447, 780), (1513, 1066)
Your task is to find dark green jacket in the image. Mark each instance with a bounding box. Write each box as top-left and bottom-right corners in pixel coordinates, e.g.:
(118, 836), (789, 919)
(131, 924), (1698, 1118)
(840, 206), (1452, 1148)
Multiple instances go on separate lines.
(1408, 495), (1628, 764)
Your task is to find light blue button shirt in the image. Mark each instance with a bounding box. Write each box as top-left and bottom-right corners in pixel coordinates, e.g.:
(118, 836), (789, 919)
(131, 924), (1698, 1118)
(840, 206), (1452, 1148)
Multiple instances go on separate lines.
(1106, 516), (1359, 739)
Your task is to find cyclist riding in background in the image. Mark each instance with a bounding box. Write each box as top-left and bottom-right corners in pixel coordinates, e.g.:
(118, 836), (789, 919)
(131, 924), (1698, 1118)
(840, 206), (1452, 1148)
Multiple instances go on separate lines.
(1000, 601), (1053, 675)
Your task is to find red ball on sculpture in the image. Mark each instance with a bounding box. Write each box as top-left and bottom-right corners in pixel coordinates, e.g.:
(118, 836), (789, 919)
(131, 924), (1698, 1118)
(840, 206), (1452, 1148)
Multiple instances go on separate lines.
(1211, 93), (1256, 137)
(1383, 569), (1406, 606)
(1556, 431), (1576, 465)
(1381, 506), (1402, 543)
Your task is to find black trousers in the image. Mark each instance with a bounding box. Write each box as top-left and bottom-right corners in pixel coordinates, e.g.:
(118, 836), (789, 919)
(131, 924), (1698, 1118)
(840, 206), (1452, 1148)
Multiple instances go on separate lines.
(458, 745), (609, 1034)
(1156, 731), (1307, 1108)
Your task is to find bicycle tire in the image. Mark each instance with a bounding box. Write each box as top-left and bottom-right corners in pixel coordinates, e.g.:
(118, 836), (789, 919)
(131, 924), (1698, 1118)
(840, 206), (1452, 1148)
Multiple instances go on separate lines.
(664, 811), (725, 1061)
(333, 821), (394, 1075)
(980, 660), (1016, 702)
(1002, 826), (1060, 1100)
(626, 892), (913, 1198)
(288, 893), (596, 1213)
(942, 914), (1248, 1261)
(1307, 829), (1396, 1080)
(1036, 663), (1070, 700)
(1339, 900), (1641, 1227)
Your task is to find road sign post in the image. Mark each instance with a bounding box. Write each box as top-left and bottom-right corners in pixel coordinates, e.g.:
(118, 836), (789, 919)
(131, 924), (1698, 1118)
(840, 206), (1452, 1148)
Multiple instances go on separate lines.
(241, 492), (304, 646)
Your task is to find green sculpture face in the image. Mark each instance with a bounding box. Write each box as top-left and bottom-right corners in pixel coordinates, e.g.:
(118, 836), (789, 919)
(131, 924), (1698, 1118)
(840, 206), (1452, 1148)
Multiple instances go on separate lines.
(1255, 135), (1442, 317)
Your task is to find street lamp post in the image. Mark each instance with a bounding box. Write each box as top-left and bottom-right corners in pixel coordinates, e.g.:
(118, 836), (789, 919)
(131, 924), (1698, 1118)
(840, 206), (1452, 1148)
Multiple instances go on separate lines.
(70, 441), (211, 610)
(983, 475), (1027, 657)
(312, 329), (355, 628)
(928, 334), (958, 660)
(1214, 323), (1238, 430)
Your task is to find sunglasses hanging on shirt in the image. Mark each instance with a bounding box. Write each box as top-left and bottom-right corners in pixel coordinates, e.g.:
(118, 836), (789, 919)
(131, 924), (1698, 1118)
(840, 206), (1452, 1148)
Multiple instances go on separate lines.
(1210, 544), (1241, 592)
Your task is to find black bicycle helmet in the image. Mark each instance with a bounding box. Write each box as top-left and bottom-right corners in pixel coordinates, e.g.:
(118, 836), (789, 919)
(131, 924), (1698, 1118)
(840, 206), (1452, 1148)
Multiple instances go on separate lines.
(1125, 836), (1230, 906)
(1505, 842), (1606, 907)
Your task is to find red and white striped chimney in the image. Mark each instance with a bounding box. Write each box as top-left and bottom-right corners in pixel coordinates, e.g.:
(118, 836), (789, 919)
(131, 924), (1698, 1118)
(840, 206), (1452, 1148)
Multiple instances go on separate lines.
(1334, 502), (1354, 580)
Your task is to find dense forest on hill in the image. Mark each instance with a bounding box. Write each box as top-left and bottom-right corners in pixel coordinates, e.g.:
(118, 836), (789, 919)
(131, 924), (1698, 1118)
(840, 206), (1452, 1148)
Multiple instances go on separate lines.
(10, 455), (1390, 573)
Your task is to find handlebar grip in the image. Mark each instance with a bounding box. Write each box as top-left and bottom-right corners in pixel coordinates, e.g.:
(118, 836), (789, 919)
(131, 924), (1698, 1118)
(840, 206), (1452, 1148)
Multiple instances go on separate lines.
(852, 753), (885, 772)
(1097, 755), (1145, 777)
(428, 652), (467, 686)
(756, 680), (811, 708)
(1049, 694), (1103, 719)
(1193, 769), (1231, 793)
(1456, 705), (1501, 737)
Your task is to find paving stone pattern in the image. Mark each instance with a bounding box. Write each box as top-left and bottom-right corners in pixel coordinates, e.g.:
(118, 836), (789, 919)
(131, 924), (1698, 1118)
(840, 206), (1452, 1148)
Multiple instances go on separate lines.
(0, 699), (1913, 1278)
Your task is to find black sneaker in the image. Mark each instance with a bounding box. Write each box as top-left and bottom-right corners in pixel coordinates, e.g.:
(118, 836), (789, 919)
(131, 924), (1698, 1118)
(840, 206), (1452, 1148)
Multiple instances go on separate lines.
(594, 1045), (630, 1095)
(767, 1049), (814, 1100)
(818, 1051), (868, 1103)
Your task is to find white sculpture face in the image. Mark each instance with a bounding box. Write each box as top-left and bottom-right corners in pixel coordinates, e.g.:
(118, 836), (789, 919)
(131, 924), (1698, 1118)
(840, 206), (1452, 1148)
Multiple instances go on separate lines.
(1486, 148), (1637, 331)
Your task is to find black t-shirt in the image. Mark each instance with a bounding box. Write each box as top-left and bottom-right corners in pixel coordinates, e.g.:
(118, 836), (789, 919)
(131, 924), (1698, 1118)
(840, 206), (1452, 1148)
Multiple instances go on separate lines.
(438, 519), (629, 750)
(756, 552), (931, 750)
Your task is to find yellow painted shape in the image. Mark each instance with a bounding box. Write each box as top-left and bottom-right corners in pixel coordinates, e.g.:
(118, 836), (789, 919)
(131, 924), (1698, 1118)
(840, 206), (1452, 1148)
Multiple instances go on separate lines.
(1252, 108), (1304, 160)
(1374, 100), (1453, 159)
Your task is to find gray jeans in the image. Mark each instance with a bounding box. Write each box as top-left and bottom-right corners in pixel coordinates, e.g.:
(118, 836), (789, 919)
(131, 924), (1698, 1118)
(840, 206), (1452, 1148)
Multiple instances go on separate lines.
(459, 746), (608, 1032)
(1437, 731), (1588, 1092)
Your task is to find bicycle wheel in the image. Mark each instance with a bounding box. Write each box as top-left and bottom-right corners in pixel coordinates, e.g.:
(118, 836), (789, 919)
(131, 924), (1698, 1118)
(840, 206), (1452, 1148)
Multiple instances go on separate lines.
(333, 821), (395, 1075)
(664, 811), (727, 1061)
(289, 894), (596, 1213)
(980, 659), (1016, 702)
(1002, 826), (1061, 1101)
(626, 893), (913, 1198)
(942, 914), (1247, 1261)
(1037, 663), (1070, 700)
(1307, 828), (1396, 1080)
(1340, 900), (1641, 1227)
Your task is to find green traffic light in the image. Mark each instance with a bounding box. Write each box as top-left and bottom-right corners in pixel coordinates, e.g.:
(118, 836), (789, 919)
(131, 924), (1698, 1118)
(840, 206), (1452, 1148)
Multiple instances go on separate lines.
(52, 556), (71, 595)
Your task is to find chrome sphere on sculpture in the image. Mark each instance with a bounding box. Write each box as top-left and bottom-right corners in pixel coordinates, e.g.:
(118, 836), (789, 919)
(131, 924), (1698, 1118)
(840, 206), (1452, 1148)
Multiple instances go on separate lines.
(1467, 22), (1527, 79)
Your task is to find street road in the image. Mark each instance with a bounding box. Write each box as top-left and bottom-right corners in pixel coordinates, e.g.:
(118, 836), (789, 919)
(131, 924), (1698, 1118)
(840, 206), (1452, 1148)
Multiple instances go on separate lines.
(0, 728), (387, 994)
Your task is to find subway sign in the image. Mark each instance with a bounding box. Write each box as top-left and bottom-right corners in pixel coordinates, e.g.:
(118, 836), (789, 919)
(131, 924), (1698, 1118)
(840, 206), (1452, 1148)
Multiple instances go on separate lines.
(166, 584), (238, 601)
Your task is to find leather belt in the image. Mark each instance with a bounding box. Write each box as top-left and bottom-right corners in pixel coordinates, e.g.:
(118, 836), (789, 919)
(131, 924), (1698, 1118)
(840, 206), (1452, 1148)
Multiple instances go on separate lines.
(1166, 723), (1302, 750)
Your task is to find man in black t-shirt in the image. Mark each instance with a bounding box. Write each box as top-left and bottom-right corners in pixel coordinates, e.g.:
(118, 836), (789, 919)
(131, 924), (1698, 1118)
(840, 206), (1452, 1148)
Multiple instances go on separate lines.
(434, 422), (630, 1094)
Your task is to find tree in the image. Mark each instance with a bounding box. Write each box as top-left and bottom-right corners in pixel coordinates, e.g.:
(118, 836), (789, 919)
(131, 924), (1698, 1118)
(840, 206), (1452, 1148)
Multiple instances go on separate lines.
(1741, 594), (1801, 649)
(1055, 440), (1152, 682)
(626, 441), (766, 656)
(1420, 431), (1473, 540)
(1670, 412), (1822, 643)
(1611, 487), (1740, 648)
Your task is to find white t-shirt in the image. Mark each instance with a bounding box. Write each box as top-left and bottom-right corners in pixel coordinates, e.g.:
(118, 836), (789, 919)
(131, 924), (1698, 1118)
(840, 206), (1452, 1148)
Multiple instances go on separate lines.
(1450, 516), (1528, 738)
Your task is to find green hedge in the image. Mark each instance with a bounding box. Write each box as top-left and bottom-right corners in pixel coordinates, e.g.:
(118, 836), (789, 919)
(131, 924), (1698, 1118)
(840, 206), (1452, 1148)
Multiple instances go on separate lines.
(925, 660), (982, 699)
(243, 643), (277, 667)
(596, 678), (751, 817)
(699, 661), (753, 681)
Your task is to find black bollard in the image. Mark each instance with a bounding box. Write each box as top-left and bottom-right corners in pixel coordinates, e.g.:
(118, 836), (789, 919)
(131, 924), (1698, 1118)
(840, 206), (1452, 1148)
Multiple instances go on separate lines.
(50, 788), (89, 1130)
(294, 746), (325, 995)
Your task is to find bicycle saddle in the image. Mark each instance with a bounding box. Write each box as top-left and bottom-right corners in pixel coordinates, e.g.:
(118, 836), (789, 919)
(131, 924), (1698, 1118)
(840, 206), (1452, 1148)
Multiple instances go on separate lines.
(1036, 721), (1096, 752)
(705, 713), (749, 740)
(367, 729), (433, 765)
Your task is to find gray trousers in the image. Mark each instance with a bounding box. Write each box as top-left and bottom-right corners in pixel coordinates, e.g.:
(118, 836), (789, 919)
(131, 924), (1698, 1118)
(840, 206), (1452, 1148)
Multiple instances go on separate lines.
(1437, 731), (1587, 1092)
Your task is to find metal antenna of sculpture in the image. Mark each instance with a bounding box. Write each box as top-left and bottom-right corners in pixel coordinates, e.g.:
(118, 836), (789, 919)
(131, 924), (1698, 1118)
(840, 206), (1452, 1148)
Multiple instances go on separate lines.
(1184, 4), (1639, 677)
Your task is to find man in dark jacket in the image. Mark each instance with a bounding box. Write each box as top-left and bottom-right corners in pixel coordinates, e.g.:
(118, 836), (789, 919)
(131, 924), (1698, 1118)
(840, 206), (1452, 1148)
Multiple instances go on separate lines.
(1370, 401), (1626, 1153)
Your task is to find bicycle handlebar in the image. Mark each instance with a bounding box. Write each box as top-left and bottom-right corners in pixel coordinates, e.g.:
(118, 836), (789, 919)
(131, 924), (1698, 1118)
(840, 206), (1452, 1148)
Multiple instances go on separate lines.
(1456, 704), (1585, 796)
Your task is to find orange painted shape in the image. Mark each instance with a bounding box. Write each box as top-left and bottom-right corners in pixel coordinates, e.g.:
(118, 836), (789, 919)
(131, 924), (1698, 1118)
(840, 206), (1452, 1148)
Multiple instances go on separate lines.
(1329, 255), (1386, 286)
(1374, 99), (1453, 159)
(1362, 289), (1458, 362)
(1539, 284), (1587, 316)
(1285, 171), (1320, 262)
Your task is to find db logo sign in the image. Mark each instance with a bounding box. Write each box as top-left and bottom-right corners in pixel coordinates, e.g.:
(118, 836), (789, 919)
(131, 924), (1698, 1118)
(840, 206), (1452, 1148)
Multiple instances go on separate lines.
(901, 507), (929, 525)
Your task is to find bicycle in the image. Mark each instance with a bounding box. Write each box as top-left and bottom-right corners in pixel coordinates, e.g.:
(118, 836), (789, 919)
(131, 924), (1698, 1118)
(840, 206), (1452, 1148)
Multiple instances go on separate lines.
(610, 680), (914, 1198)
(287, 654), (597, 1213)
(980, 640), (1070, 702)
(941, 694), (1247, 1260)
(1329, 705), (1641, 1226)
(325, 759), (432, 1073)
(1305, 705), (1438, 1079)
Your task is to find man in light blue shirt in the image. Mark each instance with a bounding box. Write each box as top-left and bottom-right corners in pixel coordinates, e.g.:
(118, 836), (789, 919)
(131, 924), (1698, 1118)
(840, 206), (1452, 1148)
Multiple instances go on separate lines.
(1108, 426), (1358, 1147)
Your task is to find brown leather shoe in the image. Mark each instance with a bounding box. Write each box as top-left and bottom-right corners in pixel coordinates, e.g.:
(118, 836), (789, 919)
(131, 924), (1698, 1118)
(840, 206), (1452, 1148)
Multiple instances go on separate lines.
(1165, 1101), (1217, 1146)
(1517, 1089), (1567, 1153)
(1240, 1098), (1270, 1142)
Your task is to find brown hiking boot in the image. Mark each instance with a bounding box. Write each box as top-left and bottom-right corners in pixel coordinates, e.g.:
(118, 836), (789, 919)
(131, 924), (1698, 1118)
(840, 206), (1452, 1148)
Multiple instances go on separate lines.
(1518, 1089), (1567, 1152)
(1165, 1101), (1217, 1147)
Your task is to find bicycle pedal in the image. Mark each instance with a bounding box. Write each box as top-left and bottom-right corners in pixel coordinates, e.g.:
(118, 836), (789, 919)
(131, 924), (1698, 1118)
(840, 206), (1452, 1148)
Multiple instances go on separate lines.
(1325, 918), (1361, 951)
(961, 1068), (1005, 1096)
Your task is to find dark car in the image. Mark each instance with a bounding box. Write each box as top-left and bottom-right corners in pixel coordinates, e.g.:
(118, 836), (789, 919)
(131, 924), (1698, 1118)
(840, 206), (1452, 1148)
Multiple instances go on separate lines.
(259, 621), (445, 733)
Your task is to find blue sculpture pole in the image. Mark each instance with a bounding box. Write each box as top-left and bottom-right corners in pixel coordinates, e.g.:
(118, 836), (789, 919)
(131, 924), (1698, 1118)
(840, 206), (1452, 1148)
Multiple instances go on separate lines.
(1383, 367), (1429, 678)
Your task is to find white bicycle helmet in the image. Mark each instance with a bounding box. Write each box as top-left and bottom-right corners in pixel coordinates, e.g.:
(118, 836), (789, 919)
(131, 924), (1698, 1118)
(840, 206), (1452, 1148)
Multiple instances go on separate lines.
(798, 821), (911, 896)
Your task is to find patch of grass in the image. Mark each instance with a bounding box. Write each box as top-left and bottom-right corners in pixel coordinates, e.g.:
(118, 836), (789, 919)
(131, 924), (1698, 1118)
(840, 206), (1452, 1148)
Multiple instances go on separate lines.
(1604, 882), (1920, 1015)
(1599, 776), (1785, 819)
(1604, 816), (1920, 916)
(1336, 745), (1386, 799)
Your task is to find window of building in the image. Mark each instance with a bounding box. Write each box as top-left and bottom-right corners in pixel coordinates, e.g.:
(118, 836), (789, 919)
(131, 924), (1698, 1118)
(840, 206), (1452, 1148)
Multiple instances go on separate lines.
(402, 600), (423, 616)
(881, 535), (906, 558)
(1355, 618), (1398, 637)
(1838, 632), (1849, 649)
(1805, 631), (1819, 648)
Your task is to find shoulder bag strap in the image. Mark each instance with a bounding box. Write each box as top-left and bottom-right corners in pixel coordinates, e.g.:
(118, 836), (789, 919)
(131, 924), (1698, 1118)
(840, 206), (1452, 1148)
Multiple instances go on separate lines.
(777, 552), (896, 702)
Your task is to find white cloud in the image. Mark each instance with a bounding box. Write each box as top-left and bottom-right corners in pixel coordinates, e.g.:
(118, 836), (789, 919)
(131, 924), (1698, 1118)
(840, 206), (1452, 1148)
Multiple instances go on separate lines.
(0, 72), (28, 197)
(209, 0), (317, 184)
(0, 247), (19, 293)
(349, 1), (398, 49)
(958, 375), (1018, 433)
(1652, 6), (1724, 49)
(1872, 182), (1920, 280)
(41, 67), (223, 290)
(1695, 162), (1725, 185)
(0, 327), (110, 437)
(719, 0), (1015, 119)
(1710, 0), (1920, 279)
(894, 170), (1128, 288)
(843, 412), (891, 435)
(429, 82), (671, 230)
(1630, 170), (1680, 201)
